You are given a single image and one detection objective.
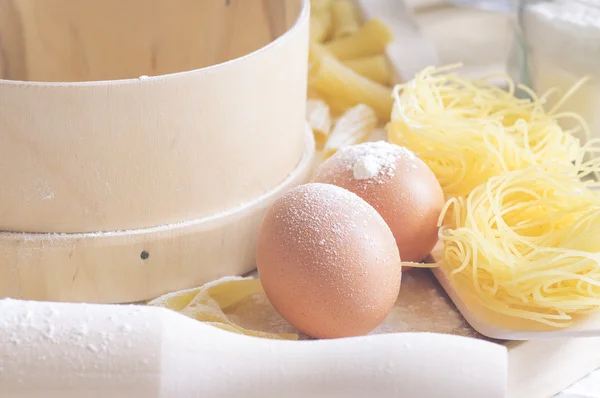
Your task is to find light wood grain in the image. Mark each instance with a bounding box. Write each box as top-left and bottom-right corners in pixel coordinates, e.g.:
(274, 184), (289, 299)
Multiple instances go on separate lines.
(0, 0), (303, 82)
(0, 128), (315, 304)
(433, 258), (600, 340)
(0, 0), (309, 233)
(0, 0), (26, 80)
(0, 0), (312, 303)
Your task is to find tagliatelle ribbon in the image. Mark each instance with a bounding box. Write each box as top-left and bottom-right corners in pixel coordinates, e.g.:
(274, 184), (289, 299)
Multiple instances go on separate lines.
(147, 276), (298, 340)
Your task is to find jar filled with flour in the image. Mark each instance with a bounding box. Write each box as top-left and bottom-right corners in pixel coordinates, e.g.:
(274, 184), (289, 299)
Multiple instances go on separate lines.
(509, 0), (600, 146)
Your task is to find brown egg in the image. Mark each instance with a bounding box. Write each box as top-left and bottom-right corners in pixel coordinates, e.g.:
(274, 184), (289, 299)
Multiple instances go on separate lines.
(313, 141), (444, 263)
(256, 183), (401, 339)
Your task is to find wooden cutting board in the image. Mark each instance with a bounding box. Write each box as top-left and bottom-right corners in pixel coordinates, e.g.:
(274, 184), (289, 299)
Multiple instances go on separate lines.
(392, 271), (600, 398)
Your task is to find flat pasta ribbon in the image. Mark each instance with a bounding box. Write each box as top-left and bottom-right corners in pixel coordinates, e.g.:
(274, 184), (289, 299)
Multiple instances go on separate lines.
(148, 277), (298, 340)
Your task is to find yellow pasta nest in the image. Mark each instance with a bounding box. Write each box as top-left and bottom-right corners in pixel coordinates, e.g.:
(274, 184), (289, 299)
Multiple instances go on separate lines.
(388, 65), (600, 199)
(389, 65), (600, 327)
(440, 166), (600, 327)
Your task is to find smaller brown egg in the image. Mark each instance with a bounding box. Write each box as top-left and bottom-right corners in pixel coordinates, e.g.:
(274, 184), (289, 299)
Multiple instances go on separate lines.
(313, 141), (444, 263)
(256, 183), (402, 339)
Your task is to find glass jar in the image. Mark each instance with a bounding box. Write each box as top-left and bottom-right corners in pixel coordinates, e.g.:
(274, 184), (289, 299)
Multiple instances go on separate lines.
(508, 0), (600, 143)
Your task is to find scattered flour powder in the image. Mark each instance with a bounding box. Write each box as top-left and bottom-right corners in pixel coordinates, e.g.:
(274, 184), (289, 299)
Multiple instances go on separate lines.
(333, 141), (417, 182)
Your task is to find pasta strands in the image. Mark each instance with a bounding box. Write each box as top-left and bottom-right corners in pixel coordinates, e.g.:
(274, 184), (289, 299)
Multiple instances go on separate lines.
(343, 55), (392, 85)
(311, 55), (393, 121)
(310, 8), (332, 43)
(389, 65), (600, 327)
(311, 0), (334, 12)
(324, 18), (393, 60)
(331, 0), (360, 38)
(440, 167), (600, 327)
(324, 103), (377, 157)
(306, 1), (396, 130)
(308, 42), (331, 63)
(148, 277), (298, 340)
(306, 99), (332, 149)
(388, 65), (600, 199)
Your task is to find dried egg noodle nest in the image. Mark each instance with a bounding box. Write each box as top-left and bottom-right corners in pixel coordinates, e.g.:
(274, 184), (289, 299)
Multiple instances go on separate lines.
(388, 65), (600, 327)
(388, 65), (600, 199)
(440, 166), (600, 327)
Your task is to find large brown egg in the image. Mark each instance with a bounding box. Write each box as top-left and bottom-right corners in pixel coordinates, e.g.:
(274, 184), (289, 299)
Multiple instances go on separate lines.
(313, 141), (444, 263)
(256, 183), (401, 339)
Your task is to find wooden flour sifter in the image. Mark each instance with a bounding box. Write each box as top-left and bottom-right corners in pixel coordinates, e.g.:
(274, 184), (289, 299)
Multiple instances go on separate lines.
(0, 0), (316, 304)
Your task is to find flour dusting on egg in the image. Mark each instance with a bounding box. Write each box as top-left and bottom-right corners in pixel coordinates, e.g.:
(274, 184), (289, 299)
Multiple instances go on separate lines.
(353, 156), (385, 180)
(272, 183), (376, 260)
(333, 141), (418, 183)
(256, 183), (402, 339)
(313, 141), (445, 263)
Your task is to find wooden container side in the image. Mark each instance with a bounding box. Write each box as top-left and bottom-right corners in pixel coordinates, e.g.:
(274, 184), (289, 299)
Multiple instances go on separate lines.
(0, 127), (315, 303)
(0, 0), (309, 233)
(0, 0), (303, 83)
